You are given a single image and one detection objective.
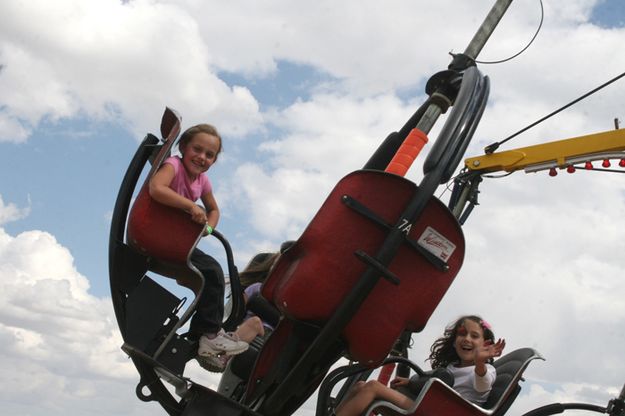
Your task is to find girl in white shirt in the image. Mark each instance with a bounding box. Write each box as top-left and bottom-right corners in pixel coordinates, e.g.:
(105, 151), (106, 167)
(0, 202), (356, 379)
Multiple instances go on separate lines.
(424, 315), (505, 404)
(335, 315), (505, 416)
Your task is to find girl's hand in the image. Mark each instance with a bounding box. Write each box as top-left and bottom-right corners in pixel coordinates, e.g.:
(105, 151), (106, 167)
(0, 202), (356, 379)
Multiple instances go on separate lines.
(390, 377), (409, 388)
(189, 204), (207, 224)
(476, 338), (506, 363)
(489, 338), (506, 358)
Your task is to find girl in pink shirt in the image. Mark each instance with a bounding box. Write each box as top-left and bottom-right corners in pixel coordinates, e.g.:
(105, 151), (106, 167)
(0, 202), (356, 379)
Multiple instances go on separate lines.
(149, 124), (248, 371)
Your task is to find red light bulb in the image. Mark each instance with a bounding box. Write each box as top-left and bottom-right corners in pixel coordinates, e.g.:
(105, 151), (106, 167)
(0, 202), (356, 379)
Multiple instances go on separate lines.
(620, 159), (625, 168)
(585, 161), (593, 170)
(602, 159), (611, 168)
(549, 168), (557, 177)
(567, 165), (575, 173)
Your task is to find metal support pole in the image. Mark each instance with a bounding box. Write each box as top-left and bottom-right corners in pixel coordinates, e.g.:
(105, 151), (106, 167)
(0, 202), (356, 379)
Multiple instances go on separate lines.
(416, 0), (514, 135)
(464, 0), (515, 60)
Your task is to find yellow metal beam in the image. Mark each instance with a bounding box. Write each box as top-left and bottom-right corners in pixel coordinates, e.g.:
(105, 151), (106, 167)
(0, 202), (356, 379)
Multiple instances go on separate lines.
(465, 128), (625, 173)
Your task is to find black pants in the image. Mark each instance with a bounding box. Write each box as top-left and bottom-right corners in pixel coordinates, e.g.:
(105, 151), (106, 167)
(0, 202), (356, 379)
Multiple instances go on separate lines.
(189, 249), (225, 337)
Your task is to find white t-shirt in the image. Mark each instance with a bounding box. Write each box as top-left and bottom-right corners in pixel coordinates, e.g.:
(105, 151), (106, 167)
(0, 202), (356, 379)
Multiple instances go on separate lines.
(446, 363), (496, 405)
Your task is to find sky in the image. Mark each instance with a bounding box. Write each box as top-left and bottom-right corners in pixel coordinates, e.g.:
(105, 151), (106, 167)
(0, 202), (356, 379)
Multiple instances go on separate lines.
(1, 0), (625, 415)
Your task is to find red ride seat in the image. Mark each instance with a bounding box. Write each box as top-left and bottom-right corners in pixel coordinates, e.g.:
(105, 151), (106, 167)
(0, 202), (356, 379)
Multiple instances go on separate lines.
(363, 348), (544, 416)
(127, 185), (204, 291)
(262, 169), (465, 365)
(125, 116), (205, 292)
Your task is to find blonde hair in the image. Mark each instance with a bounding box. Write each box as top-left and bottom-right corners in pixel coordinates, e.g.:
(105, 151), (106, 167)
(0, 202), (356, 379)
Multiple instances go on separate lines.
(239, 252), (280, 288)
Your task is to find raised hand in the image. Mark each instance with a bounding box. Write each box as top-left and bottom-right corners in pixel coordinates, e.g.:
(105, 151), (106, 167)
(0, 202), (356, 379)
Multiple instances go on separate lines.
(491, 338), (506, 357)
(476, 338), (506, 363)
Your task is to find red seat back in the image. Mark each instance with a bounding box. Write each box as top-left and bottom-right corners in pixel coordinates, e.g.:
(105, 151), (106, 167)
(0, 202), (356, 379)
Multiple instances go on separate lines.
(406, 379), (477, 416)
(127, 185), (203, 265)
(126, 110), (203, 268)
(262, 170), (465, 365)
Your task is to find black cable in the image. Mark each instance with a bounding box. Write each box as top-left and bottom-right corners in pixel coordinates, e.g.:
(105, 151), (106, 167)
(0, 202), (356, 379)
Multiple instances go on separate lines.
(485, 69), (625, 154)
(572, 166), (625, 174)
(483, 171), (515, 179)
(521, 402), (607, 416)
(476, 0), (544, 65)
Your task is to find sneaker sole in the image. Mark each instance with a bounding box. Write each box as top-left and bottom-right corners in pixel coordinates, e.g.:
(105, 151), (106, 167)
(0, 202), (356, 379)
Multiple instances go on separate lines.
(196, 356), (226, 373)
(197, 343), (249, 357)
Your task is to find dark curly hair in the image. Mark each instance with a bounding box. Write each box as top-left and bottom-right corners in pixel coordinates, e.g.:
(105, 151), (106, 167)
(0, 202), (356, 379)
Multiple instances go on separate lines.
(427, 315), (496, 369)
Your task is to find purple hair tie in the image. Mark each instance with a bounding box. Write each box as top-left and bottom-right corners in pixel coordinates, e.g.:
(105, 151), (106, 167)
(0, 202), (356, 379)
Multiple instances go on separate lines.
(481, 320), (492, 330)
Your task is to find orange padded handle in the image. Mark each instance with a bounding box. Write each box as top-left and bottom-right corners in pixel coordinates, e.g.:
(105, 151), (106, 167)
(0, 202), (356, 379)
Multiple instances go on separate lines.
(385, 128), (428, 177)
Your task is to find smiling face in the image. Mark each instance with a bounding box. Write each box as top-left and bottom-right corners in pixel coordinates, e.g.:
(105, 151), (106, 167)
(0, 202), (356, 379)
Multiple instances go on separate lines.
(453, 318), (486, 367)
(180, 132), (221, 180)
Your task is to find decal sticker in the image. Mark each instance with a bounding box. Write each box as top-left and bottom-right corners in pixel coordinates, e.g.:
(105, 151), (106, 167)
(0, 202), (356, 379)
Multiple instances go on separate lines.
(417, 226), (456, 261)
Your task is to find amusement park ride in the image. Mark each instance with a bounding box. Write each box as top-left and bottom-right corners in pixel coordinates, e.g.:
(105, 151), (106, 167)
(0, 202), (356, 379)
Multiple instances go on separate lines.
(108, 0), (625, 415)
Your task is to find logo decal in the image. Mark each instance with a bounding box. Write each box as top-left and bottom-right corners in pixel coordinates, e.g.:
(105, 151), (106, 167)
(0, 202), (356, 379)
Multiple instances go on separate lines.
(417, 226), (456, 261)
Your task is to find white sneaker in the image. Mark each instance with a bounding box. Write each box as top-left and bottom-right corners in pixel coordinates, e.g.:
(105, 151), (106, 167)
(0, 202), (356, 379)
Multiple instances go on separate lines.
(197, 330), (249, 357)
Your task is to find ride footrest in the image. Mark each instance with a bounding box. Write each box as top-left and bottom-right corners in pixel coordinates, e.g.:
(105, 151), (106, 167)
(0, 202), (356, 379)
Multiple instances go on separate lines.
(154, 335), (196, 376)
(121, 343), (192, 399)
(182, 383), (262, 416)
(124, 275), (193, 374)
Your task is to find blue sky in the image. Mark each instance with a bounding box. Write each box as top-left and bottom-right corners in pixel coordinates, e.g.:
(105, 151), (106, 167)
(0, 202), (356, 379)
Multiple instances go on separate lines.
(592, 0), (625, 27)
(1, 1), (625, 415)
(1, 118), (132, 292)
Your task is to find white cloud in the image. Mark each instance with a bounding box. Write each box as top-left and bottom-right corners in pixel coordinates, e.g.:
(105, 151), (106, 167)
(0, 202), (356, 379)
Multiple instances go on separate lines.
(0, 0), (263, 142)
(418, 168), (625, 392)
(0, 226), (167, 415)
(0, 111), (31, 143)
(230, 163), (333, 238)
(263, 93), (419, 171)
(0, 198), (224, 415)
(172, 0), (492, 95)
(0, 194), (30, 225)
(224, 92), (429, 237)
